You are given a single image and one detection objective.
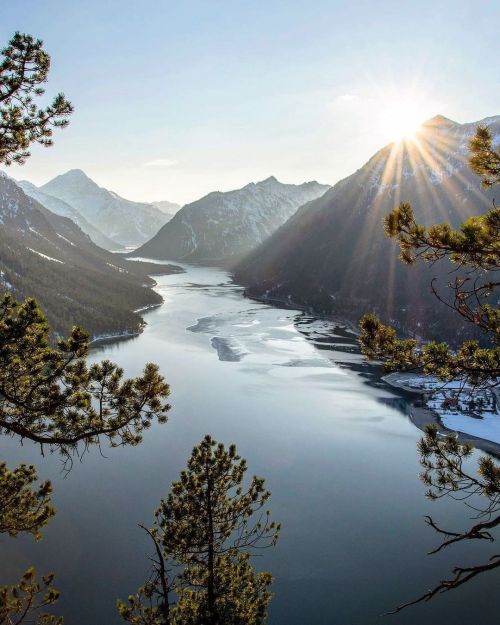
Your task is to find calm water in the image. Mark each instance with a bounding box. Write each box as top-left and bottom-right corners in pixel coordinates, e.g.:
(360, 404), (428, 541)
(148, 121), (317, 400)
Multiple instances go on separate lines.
(1, 264), (498, 624)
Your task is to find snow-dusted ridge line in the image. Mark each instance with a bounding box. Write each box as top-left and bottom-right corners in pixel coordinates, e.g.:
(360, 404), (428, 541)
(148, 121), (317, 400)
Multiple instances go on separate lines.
(136, 176), (331, 262)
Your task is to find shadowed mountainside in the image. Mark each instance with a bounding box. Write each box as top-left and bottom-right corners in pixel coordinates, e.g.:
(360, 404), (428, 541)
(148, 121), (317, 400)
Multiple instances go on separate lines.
(0, 173), (182, 337)
(233, 115), (500, 344)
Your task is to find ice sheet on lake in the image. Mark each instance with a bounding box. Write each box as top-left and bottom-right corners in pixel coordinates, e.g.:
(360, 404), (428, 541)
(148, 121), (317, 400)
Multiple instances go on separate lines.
(187, 317), (220, 333)
(211, 337), (248, 362)
(187, 308), (359, 374)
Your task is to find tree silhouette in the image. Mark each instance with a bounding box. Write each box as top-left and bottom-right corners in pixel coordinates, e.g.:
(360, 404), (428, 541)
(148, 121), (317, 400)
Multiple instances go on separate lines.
(118, 436), (280, 625)
(0, 32), (73, 165)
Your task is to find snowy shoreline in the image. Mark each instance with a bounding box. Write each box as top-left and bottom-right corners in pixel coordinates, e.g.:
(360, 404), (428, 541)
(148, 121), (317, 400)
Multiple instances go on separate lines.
(133, 302), (163, 314)
(90, 329), (141, 345)
(384, 372), (500, 456)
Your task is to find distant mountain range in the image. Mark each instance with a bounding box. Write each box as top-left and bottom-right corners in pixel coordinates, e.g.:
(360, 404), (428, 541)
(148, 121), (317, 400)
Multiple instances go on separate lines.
(18, 179), (119, 251)
(134, 176), (330, 263)
(0, 172), (181, 337)
(233, 115), (500, 343)
(31, 169), (174, 247)
(152, 200), (181, 219)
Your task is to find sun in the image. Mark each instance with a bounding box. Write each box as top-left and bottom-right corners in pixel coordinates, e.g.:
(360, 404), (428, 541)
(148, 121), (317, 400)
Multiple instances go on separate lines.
(378, 97), (427, 143)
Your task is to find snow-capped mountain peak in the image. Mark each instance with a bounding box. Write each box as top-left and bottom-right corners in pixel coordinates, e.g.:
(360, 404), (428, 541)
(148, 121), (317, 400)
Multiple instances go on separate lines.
(40, 170), (170, 246)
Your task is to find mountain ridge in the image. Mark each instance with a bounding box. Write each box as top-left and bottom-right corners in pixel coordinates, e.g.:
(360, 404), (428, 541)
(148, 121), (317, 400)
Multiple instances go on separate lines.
(0, 173), (181, 337)
(17, 179), (120, 250)
(134, 177), (330, 263)
(233, 115), (500, 344)
(40, 169), (171, 246)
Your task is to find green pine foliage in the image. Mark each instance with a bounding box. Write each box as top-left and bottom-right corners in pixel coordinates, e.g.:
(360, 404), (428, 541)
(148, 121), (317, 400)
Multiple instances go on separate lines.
(360, 125), (500, 388)
(469, 125), (500, 188)
(118, 436), (280, 625)
(386, 424), (500, 613)
(0, 294), (171, 457)
(0, 462), (53, 539)
(0, 30), (175, 625)
(360, 124), (500, 609)
(0, 464), (60, 625)
(0, 460), (59, 625)
(0, 292), (171, 624)
(0, 32), (72, 165)
(0, 568), (62, 625)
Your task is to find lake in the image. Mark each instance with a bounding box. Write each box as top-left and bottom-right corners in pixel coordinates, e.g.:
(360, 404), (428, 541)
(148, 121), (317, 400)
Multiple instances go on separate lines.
(1, 264), (498, 625)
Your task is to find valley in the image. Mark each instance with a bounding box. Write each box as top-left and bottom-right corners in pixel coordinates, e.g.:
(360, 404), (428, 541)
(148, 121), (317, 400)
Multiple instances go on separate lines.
(1, 8), (499, 625)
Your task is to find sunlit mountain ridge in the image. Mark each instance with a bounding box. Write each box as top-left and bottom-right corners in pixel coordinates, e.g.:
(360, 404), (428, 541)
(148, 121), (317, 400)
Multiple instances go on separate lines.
(233, 114), (500, 344)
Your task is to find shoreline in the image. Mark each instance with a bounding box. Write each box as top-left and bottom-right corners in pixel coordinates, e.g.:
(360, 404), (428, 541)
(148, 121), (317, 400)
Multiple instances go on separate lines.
(90, 260), (180, 346)
(90, 329), (141, 346)
(384, 372), (500, 457)
(239, 289), (361, 336)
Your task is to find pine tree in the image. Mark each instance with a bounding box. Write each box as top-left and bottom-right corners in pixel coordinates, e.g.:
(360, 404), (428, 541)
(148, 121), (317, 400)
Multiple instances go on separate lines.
(0, 462), (53, 539)
(360, 125), (500, 388)
(0, 294), (171, 461)
(118, 436), (280, 625)
(0, 569), (62, 625)
(0, 463), (60, 625)
(0, 31), (170, 623)
(0, 32), (73, 165)
(359, 124), (500, 610)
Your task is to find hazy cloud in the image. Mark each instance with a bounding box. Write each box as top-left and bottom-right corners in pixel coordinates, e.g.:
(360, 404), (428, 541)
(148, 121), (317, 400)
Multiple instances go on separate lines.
(143, 158), (179, 169)
(335, 94), (360, 103)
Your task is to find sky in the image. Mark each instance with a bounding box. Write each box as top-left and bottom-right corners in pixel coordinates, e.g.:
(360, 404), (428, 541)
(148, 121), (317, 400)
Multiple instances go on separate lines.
(0, 0), (498, 205)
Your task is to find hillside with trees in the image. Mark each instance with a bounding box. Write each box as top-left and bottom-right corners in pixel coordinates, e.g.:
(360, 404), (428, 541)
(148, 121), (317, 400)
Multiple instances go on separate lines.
(0, 172), (182, 337)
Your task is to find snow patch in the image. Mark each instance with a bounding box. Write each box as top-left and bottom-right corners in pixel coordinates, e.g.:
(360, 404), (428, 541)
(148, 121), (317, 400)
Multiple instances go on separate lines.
(27, 248), (64, 264)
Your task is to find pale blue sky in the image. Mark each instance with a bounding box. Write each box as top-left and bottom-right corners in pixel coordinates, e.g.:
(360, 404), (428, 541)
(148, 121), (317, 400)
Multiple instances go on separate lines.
(1, 0), (498, 204)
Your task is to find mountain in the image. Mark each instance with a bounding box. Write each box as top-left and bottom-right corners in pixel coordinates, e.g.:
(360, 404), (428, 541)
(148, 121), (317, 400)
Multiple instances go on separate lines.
(0, 173), (181, 337)
(152, 200), (181, 220)
(40, 169), (170, 247)
(17, 179), (120, 251)
(233, 115), (500, 344)
(134, 177), (330, 263)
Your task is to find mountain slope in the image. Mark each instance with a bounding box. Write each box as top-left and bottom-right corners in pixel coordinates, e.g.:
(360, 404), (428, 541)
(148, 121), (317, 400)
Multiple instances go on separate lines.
(135, 177), (330, 263)
(17, 179), (120, 250)
(0, 173), (180, 337)
(40, 169), (170, 246)
(152, 200), (181, 220)
(233, 115), (500, 344)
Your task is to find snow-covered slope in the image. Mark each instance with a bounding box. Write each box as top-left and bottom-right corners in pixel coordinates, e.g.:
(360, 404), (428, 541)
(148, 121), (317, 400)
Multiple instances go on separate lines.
(17, 180), (120, 250)
(135, 177), (330, 262)
(40, 169), (170, 246)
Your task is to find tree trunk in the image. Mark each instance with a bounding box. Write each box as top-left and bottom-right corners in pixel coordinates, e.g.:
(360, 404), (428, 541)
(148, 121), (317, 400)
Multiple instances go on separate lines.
(206, 472), (216, 625)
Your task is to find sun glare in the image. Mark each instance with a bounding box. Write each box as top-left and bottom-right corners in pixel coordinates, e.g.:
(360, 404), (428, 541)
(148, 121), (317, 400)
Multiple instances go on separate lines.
(378, 97), (427, 143)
